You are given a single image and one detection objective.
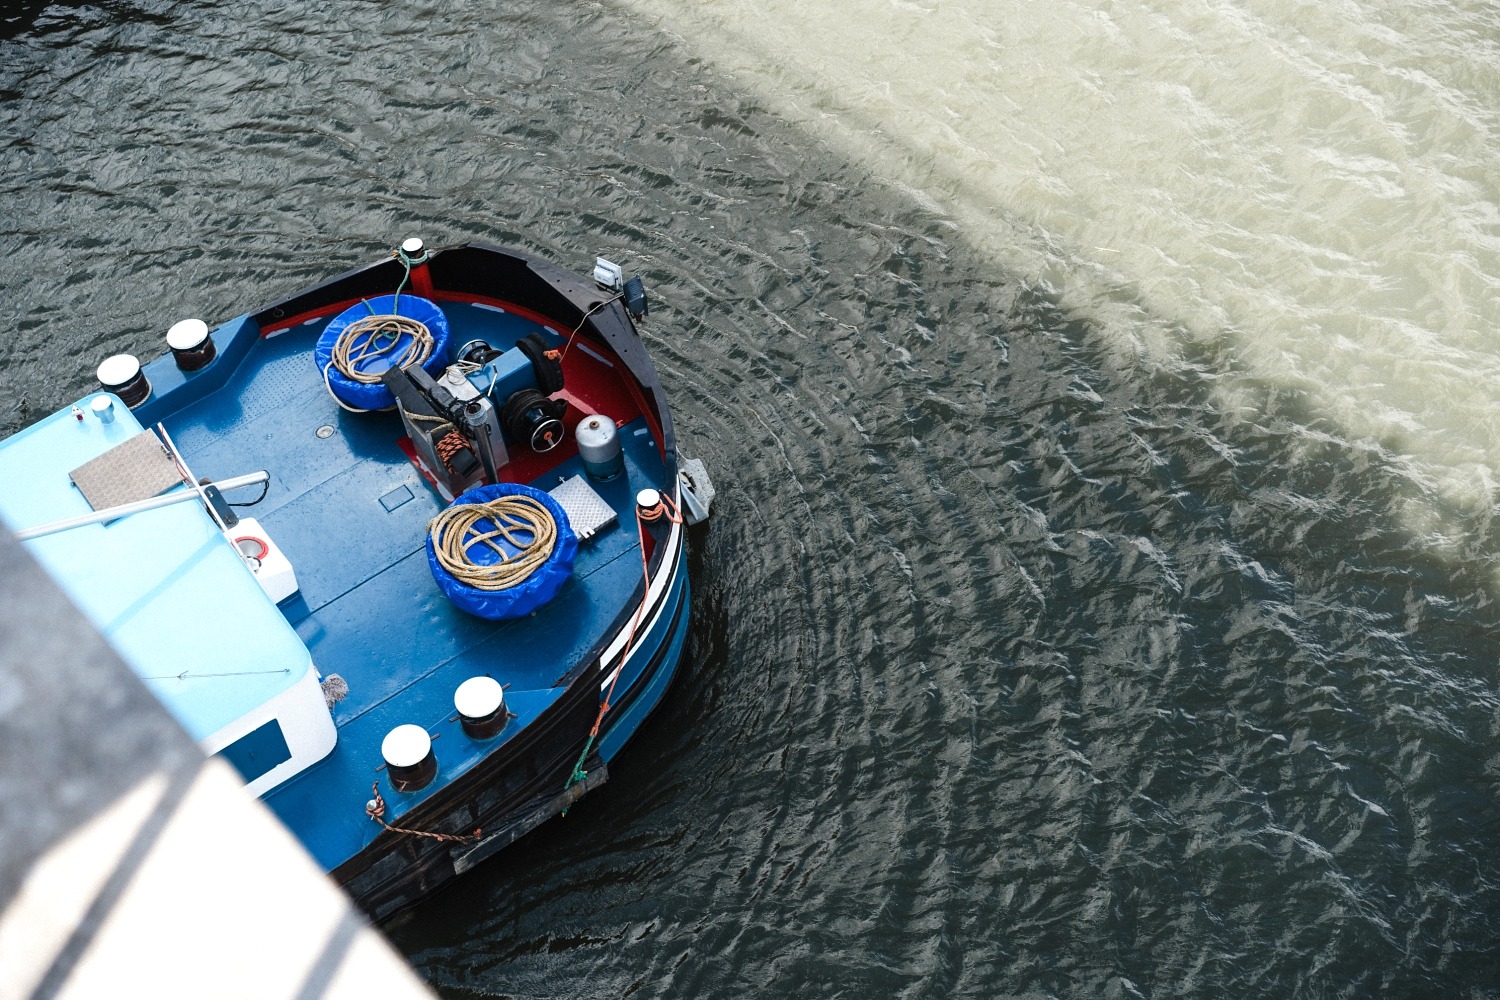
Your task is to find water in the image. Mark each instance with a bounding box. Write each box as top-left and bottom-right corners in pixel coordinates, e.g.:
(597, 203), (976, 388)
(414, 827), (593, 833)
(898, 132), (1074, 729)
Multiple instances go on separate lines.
(4, 0), (1500, 995)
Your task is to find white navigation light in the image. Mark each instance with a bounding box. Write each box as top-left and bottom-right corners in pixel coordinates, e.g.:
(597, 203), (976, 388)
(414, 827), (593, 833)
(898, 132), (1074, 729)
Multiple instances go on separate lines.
(593, 257), (625, 292)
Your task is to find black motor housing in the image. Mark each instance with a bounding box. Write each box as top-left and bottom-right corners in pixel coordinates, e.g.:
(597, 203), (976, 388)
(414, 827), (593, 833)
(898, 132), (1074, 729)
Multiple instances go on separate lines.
(502, 388), (567, 453)
(515, 333), (564, 394)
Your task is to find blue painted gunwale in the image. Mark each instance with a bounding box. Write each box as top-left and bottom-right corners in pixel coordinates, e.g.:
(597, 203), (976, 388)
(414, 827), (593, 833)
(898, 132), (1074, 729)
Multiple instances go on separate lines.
(143, 298), (675, 873)
(6, 244), (696, 910)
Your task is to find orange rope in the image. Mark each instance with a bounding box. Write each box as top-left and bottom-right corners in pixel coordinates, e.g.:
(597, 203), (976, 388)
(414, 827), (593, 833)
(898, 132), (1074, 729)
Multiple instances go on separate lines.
(435, 430), (472, 474)
(637, 493), (683, 526)
(365, 783), (481, 843)
(566, 490), (684, 791)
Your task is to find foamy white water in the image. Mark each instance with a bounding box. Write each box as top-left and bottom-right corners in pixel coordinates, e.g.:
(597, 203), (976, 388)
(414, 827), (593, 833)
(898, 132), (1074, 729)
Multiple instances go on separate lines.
(621, 0), (1500, 521)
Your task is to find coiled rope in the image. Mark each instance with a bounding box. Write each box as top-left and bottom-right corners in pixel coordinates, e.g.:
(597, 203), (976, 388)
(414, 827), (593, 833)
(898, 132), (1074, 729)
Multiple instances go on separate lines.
(322, 310), (435, 413)
(331, 314), (434, 383)
(428, 494), (558, 591)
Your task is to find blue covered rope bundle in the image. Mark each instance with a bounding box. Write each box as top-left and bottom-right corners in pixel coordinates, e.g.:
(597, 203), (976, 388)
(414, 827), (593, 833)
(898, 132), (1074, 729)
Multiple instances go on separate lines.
(315, 294), (451, 411)
(426, 483), (578, 620)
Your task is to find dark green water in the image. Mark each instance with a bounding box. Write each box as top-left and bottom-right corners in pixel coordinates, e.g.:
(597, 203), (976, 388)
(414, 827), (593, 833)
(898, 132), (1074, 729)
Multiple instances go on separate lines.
(3, 1), (1499, 996)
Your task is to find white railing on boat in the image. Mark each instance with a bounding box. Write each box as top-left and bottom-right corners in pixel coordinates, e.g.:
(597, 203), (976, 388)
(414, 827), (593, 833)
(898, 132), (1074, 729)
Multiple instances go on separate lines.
(12, 471), (270, 540)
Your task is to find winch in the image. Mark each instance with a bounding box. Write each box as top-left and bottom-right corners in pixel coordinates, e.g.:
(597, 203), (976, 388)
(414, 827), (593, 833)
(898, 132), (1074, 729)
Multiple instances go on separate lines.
(383, 333), (567, 499)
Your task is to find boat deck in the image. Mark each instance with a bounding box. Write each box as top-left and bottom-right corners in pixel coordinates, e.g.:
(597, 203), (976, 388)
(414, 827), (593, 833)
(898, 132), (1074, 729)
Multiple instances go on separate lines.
(167, 301), (662, 868)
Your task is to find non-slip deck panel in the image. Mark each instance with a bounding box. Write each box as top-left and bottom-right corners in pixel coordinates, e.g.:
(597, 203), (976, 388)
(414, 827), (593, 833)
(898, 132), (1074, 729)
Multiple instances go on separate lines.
(68, 430), (181, 512)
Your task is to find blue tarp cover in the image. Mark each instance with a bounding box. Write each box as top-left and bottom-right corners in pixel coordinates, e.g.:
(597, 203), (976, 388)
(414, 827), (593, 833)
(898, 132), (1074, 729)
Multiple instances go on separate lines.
(426, 482), (579, 620)
(314, 294), (451, 410)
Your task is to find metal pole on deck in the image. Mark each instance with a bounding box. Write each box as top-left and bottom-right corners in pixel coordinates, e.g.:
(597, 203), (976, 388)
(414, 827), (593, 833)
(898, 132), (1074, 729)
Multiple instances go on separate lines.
(12, 471), (269, 540)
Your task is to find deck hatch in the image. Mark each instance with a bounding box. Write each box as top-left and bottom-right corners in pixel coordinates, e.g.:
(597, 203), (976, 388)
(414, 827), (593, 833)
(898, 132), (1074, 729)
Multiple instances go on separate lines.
(549, 475), (617, 541)
(68, 429), (182, 512)
(380, 484), (414, 512)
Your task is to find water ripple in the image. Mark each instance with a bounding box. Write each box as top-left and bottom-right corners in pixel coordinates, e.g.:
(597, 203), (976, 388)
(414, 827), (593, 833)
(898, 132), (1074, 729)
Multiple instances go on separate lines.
(4, 0), (1500, 996)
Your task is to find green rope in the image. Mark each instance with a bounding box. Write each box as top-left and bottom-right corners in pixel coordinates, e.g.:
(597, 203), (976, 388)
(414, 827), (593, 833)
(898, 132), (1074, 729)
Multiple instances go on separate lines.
(566, 735), (595, 790)
(393, 244), (429, 312)
(393, 257), (410, 313)
(561, 733), (598, 816)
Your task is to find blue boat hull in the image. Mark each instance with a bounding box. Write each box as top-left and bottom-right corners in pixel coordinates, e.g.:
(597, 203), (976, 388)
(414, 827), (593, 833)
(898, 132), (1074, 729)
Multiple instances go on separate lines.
(337, 519), (693, 921)
(0, 241), (706, 922)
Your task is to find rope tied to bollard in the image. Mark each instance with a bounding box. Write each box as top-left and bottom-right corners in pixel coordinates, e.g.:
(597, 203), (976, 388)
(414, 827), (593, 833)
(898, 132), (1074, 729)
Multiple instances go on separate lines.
(364, 783), (480, 844)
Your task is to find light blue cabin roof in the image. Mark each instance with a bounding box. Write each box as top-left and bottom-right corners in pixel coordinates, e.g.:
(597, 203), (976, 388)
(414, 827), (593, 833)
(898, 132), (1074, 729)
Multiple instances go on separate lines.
(0, 397), (312, 742)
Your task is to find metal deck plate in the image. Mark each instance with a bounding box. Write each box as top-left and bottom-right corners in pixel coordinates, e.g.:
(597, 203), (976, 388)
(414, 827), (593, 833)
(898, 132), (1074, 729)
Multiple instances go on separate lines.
(549, 475), (618, 542)
(69, 430), (182, 512)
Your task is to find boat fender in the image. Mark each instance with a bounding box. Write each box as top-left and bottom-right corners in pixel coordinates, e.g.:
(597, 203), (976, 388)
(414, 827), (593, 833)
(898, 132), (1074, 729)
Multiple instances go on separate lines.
(678, 457), (715, 526)
(314, 294), (451, 411)
(425, 482), (578, 620)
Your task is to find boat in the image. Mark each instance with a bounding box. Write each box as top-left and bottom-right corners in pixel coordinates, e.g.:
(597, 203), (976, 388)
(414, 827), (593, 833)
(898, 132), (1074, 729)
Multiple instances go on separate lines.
(0, 239), (714, 921)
